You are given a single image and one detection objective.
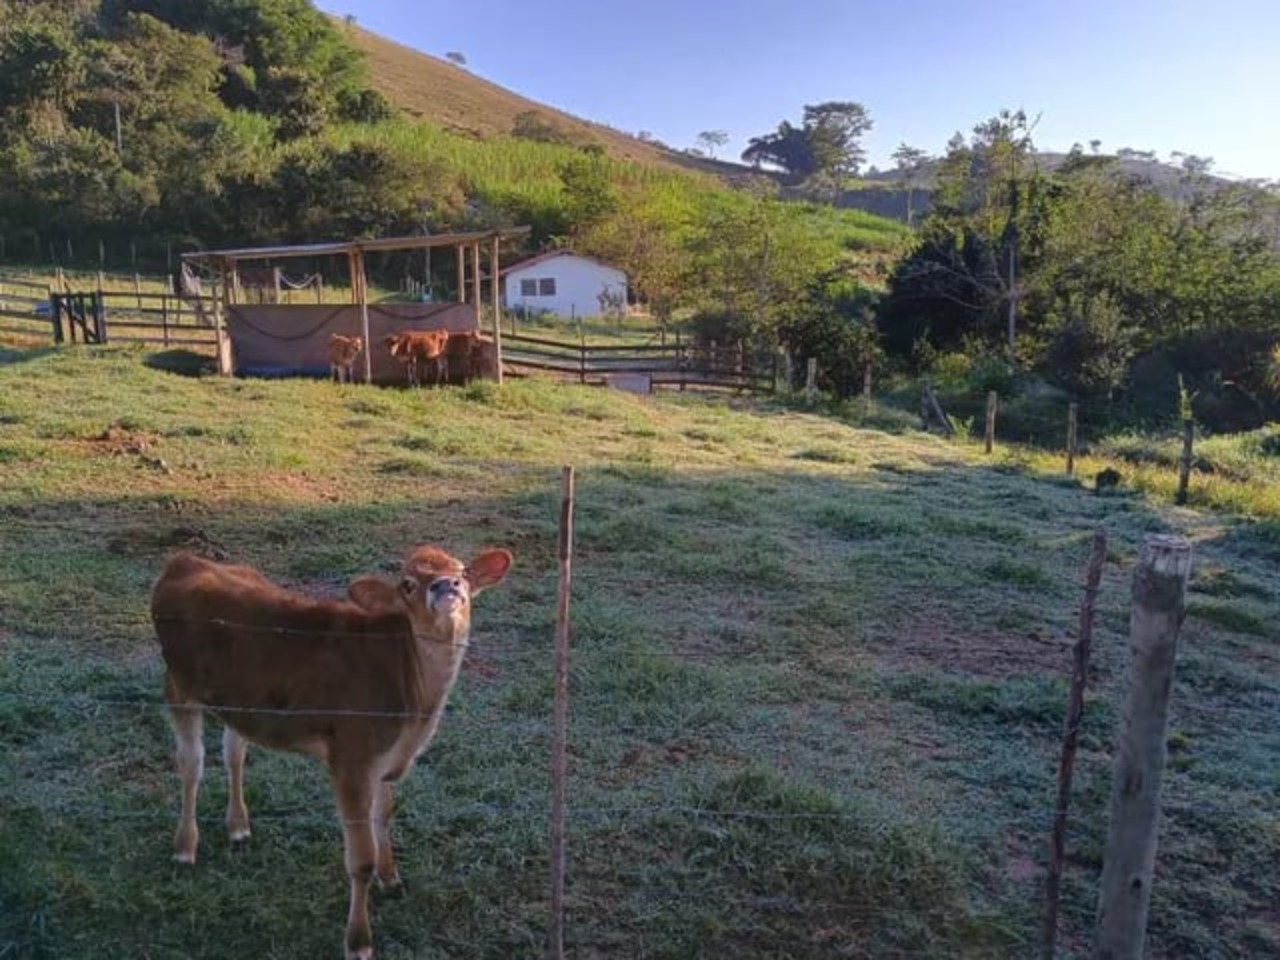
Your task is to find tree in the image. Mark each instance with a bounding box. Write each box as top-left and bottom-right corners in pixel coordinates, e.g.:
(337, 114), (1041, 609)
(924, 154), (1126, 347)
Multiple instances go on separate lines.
(695, 129), (728, 159)
(891, 143), (929, 227)
(802, 101), (872, 177)
(741, 121), (812, 173)
(558, 153), (618, 226)
(445, 51), (466, 67)
(741, 102), (871, 180)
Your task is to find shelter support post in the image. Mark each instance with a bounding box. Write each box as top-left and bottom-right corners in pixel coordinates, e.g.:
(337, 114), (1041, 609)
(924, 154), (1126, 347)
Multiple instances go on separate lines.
(490, 234), (504, 385)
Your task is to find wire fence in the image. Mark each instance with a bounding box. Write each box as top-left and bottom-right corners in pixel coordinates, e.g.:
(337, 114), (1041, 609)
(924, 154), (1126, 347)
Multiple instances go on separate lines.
(2, 491), (1276, 956)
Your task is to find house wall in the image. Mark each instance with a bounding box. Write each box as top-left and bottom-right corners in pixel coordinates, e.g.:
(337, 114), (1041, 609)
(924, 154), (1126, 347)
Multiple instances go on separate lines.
(502, 255), (627, 318)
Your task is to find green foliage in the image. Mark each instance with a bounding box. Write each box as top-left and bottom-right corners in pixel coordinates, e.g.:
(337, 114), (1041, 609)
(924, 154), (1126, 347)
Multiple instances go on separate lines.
(780, 271), (881, 398)
(878, 109), (1280, 432)
(0, 0), (906, 332)
(742, 101), (873, 178)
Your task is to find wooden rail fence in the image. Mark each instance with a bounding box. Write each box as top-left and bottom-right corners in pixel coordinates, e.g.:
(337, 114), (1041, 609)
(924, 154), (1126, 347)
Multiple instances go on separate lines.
(9, 272), (777, 395)
(502, 332), (777, 393)
(0, 272), (220, 348)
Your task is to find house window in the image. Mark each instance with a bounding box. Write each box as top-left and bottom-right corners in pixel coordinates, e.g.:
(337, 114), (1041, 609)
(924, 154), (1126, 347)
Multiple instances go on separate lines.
(538, 277), (557, 296)
(519, 278), (537, 297)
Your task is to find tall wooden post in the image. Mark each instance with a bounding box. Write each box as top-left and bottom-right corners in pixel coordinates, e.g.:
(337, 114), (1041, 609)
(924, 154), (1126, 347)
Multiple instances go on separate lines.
(1066, 402), (1079, 475)
(1042, 529), (1108, 959)
(805, 357), (817, 405)
(213, 263), (231, 376)
(490, 234), (504, 385)
(1175, 419), (1194, 505)
(1094, 535), (1192, 960)
(471, 242), (482, 322)
(456, 244), (466, 303)
(985, 391), (998, 454)
(549, 465), (576, 960)
(352, 249), (373, 384)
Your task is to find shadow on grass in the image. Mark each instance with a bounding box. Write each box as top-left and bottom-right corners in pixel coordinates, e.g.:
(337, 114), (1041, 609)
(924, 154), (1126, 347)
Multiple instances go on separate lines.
(143, 348), (217, 378)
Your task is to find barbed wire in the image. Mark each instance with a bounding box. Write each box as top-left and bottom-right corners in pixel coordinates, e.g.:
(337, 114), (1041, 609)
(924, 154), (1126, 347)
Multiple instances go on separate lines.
(4, 789), (1267, 832)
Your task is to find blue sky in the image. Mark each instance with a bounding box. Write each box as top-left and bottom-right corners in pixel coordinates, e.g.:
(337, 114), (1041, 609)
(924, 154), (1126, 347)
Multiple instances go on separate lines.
(317, 0), (1278, 180)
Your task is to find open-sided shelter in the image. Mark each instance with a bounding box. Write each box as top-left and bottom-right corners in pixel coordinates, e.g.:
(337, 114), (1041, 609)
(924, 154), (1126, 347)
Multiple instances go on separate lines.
(184, 229), (529, 385)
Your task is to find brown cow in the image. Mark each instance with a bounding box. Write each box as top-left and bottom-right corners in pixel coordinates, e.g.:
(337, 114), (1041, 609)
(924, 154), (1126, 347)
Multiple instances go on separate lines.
(384, 330), (450, 387)
(152, 544), (513, 960)
(443, 331), (489, 384)
(328, 334), (364, 384)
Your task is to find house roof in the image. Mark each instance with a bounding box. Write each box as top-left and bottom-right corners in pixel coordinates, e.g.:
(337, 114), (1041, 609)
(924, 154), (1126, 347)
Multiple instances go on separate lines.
(500, 249), (624, 277)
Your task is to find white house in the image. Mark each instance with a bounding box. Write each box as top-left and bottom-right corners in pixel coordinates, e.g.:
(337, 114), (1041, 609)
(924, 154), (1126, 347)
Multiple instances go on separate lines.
(502, 250), (627, 319)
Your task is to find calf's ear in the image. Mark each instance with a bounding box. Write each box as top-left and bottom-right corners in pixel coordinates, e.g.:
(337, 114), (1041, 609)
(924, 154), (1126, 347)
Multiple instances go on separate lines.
(348, 576), (401, 611)
(466, 549), (513, 593)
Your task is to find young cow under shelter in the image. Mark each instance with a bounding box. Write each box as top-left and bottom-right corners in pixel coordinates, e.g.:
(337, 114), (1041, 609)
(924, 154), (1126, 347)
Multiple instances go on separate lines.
(184, 229), (529, 385)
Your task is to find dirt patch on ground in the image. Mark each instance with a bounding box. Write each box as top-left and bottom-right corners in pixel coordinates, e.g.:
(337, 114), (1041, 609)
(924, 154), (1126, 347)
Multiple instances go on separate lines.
(80, 424), (173, 473)
(245, 470), (344, 503)
(874, 615), (1072, 679)
(107, 524), (229, 560)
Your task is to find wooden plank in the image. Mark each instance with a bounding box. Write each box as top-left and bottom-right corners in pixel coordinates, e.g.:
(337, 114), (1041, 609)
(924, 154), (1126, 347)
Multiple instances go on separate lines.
(109, 335), (216, 346)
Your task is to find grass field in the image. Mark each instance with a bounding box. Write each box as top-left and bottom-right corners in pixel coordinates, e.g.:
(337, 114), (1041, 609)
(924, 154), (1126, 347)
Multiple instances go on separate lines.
(1, 344), (1277, 959)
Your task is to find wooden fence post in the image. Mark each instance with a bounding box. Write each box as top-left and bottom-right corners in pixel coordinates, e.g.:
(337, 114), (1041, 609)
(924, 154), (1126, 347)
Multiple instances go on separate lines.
(805, 357), (817, 405)
(549, 465), (576, 960)
(1175, 419), (1193, 506)
(863, 360), (873, 412)
(985, 391), (998, 454)
(922, 380), (954, 436)
(1093, 535), (1192, 960)
(1042, 529), (1108, 960)
(51, 293), (64, 344)
(676, 329), (686, 392)
(1064, 401), (1075, 478)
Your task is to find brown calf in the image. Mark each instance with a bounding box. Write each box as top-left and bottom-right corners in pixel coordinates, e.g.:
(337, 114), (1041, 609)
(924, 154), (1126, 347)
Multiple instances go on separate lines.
(385, 330), (450, 387)
(328, 334), (364, 383)
(152, 544), (513, 959)
(443, 331), (489, 384)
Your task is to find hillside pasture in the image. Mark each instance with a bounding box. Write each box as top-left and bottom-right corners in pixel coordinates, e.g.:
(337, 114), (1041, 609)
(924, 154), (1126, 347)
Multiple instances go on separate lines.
(0, 345), (1276, 959)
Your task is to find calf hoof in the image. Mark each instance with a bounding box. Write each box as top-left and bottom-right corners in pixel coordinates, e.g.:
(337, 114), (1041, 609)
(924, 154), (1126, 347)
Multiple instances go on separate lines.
(345, 931), (374, 960)
(172, 851), (197, 865)
(230, 832), (251, 852)
(376, 875), (406, 899)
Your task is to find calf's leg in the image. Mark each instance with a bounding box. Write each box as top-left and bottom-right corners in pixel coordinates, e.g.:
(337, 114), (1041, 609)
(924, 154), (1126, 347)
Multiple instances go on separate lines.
(372, 781), (402, 894)
(333, 769), (378, 960)
(167, 692), (204, 864)
(223, 726), (251, 845)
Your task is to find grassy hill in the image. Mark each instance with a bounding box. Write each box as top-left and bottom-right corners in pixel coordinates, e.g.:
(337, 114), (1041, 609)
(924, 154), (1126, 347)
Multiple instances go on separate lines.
(345, 21), (757, 183)
(1, 344), (1277, 958)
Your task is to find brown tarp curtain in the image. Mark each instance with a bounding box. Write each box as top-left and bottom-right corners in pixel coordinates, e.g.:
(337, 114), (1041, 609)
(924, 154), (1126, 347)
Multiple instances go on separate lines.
(225, 302), (479, 383)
